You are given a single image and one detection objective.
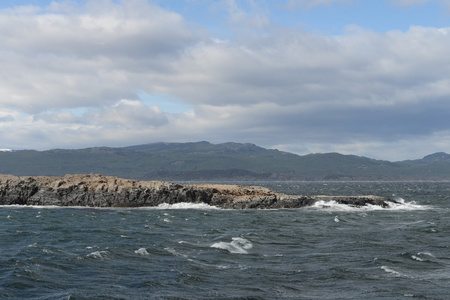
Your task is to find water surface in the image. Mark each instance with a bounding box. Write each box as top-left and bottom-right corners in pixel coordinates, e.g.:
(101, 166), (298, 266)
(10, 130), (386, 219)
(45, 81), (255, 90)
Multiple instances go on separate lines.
(1, 181), (449, 299)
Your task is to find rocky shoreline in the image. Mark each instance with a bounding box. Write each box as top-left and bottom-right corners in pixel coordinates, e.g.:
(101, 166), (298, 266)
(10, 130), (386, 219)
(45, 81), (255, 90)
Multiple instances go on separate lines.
(0, 174), (397, 209)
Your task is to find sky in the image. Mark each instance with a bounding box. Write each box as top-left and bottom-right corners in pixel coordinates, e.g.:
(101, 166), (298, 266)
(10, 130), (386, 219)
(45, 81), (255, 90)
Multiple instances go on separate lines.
(1, 0), (450, 161)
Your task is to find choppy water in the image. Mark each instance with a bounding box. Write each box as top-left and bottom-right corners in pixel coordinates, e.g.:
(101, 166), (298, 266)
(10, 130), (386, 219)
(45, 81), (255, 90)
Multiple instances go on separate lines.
(1, 181), (450, 299)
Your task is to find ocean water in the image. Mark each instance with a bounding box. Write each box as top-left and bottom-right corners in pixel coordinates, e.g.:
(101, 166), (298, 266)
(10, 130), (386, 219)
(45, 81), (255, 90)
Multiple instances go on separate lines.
(1, 181), (450, 299)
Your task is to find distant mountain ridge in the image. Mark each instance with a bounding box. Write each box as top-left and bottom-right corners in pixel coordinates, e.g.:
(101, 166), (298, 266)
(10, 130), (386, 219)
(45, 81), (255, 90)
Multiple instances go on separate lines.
(0, 141), (449, 181)
(420, 152), (450, 163)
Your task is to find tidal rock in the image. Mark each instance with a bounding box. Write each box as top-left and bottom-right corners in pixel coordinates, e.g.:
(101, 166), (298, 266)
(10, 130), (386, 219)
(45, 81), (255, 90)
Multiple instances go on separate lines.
(0, 174), (396, 209)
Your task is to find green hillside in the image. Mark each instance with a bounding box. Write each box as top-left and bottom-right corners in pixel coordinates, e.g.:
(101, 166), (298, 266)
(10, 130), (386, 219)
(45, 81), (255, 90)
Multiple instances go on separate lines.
(0, 142), (449, 180)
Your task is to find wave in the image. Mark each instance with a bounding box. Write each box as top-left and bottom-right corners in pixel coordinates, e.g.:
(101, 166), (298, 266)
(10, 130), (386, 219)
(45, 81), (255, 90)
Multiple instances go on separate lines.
(387, 197), (431, 210)
(134, 248), (149, 255)
(310, 197), (431, 212)
(211, 237), (253, 254)
(155, 202), (220, 210)
(0, 202), (220, 210)
(0, 204), (64, 209)
(86, 250), (109, 260)
(381, 266), (401, 276)
(0, 198), (429, 211)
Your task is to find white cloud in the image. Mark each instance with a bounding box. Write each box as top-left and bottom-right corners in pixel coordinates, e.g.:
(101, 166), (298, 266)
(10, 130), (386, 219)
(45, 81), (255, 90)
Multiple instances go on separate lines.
(93, 99), (168, 128)
(280, 130), (450, 161)
(158, 25), (450, 112)
(0, 0), (198, 113)
(1, 100), (173, 150)
(1, 1), (450, 159)
(33, 111), (82, 124)
(0, 115), (14, 122)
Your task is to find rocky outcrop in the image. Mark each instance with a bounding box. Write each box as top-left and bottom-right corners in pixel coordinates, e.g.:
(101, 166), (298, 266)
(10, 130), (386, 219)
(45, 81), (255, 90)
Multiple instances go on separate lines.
(0, 174), (397, 209)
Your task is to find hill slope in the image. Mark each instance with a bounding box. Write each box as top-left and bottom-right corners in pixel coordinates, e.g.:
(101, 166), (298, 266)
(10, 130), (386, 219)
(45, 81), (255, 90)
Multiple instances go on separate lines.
(0, 142), (449, 180)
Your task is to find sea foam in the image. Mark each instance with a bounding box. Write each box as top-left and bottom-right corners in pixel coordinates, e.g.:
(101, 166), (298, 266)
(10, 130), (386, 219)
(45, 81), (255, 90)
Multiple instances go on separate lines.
(0, 203), (220, 210)
(211, 237), (253, 254)
(387, 198), (430, 211)
(311, 198), (430, 212)
(87, 250), (108, 259)
(155, 202), (220, 210)
(381, 266), (401, 276)
(134, 248), (149, 255)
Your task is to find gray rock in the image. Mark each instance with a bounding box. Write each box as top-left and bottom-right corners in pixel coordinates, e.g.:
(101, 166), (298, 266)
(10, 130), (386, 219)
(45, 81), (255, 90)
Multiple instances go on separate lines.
(0, 174), (397, 209)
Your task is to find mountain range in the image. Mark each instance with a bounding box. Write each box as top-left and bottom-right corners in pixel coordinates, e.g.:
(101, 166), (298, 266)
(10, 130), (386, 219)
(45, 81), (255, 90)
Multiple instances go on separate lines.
(1, 141), (450, 181)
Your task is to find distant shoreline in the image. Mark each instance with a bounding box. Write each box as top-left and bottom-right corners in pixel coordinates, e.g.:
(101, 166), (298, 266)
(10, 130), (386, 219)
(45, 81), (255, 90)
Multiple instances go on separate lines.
(1, 142), (450, 181)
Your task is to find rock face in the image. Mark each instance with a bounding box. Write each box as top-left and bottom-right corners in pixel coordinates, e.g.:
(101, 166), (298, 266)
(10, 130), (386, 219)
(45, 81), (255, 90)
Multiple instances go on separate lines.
(0, 174), (396, 209)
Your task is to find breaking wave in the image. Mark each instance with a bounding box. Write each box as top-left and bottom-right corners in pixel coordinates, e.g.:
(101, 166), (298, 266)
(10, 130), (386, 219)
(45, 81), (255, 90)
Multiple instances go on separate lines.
(311, 197), (430, 212)
(211, 237), (253, 254)
(155, 202), (220, 210)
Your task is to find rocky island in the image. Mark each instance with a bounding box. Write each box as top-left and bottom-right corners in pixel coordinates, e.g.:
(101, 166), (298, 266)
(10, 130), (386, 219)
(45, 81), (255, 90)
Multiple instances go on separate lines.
(0, 174), (397, 209)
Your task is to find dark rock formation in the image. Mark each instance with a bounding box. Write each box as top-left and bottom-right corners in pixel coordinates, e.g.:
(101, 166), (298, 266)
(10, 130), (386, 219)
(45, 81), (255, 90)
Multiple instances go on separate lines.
(0, 174), (397, 209)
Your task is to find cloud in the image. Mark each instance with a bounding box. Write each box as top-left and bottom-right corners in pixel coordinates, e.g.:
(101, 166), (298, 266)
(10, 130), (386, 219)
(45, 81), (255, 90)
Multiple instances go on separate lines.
(3, 99), (172, 150)
(148, 24), (450, 159)
(275, 130), (450, 161)
(0, 115), (14, 122)
(0, 0), (199, 113)
(33, 111), (82, 124)
(161, 26), (450, 109)
(3, 0), (195, 58)
(1, 0), (450, 159)
(93, 99), (169, 128)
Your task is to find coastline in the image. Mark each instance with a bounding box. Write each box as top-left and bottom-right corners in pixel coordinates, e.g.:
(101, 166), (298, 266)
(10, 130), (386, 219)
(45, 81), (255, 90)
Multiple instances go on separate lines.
(0, 173), (396, 209)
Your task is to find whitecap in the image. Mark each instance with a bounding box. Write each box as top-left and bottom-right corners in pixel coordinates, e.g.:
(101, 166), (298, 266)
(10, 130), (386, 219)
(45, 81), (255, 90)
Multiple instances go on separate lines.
(312, 200), (375, 211)
(0, 204), (61, 209)
(311, 198), (430, 212)
(412, 255), (424, 262)
(87, 250), (108, 259)
(412, 252), (436, 262)
(386, 197), (431, 211)
(156, 202), (220, 210)
(134, 248), (149, 255)
(263, 253), (284, 257)
(381, 266), (401, 276)
(334, 216), (340, 222)
(418, 251), (435, 257)
(0, 203), (219, 210)
(211, 237), (253, 254)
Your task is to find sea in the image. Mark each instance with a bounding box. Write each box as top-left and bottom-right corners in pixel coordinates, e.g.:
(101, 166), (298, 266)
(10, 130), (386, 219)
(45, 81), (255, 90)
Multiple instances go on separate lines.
(1, 181), (449, 299)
